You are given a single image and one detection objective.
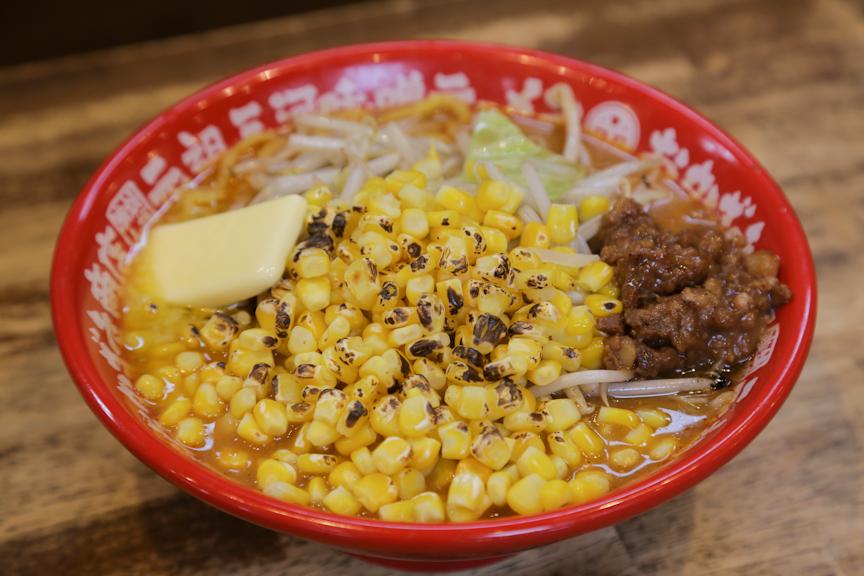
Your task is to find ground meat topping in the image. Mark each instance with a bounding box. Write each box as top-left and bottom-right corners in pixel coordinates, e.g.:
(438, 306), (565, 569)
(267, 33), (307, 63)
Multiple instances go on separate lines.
(596, 198), (791, 377)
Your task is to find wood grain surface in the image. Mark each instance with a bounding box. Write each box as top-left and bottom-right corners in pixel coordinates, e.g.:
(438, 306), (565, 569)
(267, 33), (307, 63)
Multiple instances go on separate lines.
(1, 0), (862, 574)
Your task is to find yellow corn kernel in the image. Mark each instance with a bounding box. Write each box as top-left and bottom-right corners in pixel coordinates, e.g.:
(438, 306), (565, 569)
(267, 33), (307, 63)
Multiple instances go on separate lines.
(396, 468), (426, 500)
(542, 398), (581, 432)
(578, 195), (610, 222)
(447, 472), (487, 512)
(427, 458), (457, 492)
(286, 327), (316, 357)
(509, 431), (545, 462)
(263, 482), (310, 505)
(637, 408), (671, 429)
(189, 382), (221, 419)
(295, 276), (331, 312)
(541, 479), (573, 512)
(306, 476), (327, 505)
(350, 446), (377, 475)
(516, 446), (557, 480)
(596, 282), (620, 298)
(577, 261), (614, 293)
(568, 422), (605, 456)
(453, 385), (490, 419)
(502, 409), (547, 434)
(379, 499), (416, 522)
(400, 208), (430, 239)
(297, 453), (340, 475)
(395, 395), (434, 438)
(386, 324), (423, 348)
(213, 375), (242, 402)
(609, 447), (642, 471)
(547, 431), (583, 467)
(173, 351), (203, 374)
(649, 436), (678, 461)
(368, 192), (402, 219)
(250, 399), (287, 436)
(159, 396), (191, 427)
(321, 486), (360, 516)
(481, 227), (508, 256)
(372, 436), (412, 475)
(427, 210), (461, 229)
(580, 338), (605, 368)
(476, 180), (511, 212)
(345, 258), (381, 309)
(546, 204), (578, 245)
(296, 310), (327, 341)
(291, 422), (312, 454)
(486, 470), (513, 507)
(237, 412), (270, 446)
(353, 473), (399, 513)
(541, 342), (581, 372)
(570, 469), (612, 505)
(625, 423), (655, 446)
(306, 420), (340, 447)
(182, 373), (201, 396)
(406, 274), (435, 305)
(370, 395), (402, 436)
(412, 492), (446, 523)
(520, 222), (551, 248)
(257, 458), (298, 488)
(229, 387), (257, 419)
(499, 184), (525, 214)
(135, 374), (164, 401)
(549, 289), (574, 317)
(598, 406), (640, 429)
(526, 360), (562, 387)
(316, 316), (349, 351)
(507, 473), (545, 515)
(410, 359), (444, 392)
(175, 417), (205, 447)
(294, 247), (330, 279)
(328, 461), (362, 491)
(386, 169), (426, 194)
(304, 184), (332, 206)
(585, 294), (622, 318)
(436, 185), (480, 219)
(216, 447), (250, 470)
(483, 210), (524, 240)
(397, 183), (433, 210)
(226, 341), (274, 378)
(335, 424), (377, 455)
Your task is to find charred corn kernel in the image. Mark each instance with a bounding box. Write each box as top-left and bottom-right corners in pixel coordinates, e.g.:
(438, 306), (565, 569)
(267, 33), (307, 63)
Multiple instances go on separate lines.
(254, 298), (283, 339)
(217, 447), (250, 470)
(579, 195), (611, 222)
(509, 247), (541, 271)
(546, 204), (578, 244)
(610, 447), (642, 471)
(527, 360), (562, 387)
(471, 426), (512, 470)
(135, 374), (164, 401)
(412, 358), (445, 391)
(503, 410), (547, 434)
(598, 406), (640, 429)
(474, 254), (512, 286)
(175, 417), (205, 447)
(547, 431), (583, 467)
(319, 317), (350, 351)
(480, 226), (508, 255)
(257, 458), (298, 487)
(541, 479), (573, 512)
(507, 473), (545, 515)
(328, 461), (362, 491)
(438, 421), (471, 459)
(192, 382), (223, 419)
(159, 396), (191, 427)
(625, 423), (655, 445)
(585, 294), (622, 318)
(543, 398), (581, 431)
(447, 472), (486, 512)
(436, 277), (464, 314)
(175, 351), (204, 373)
(306, 420), (340, 447)
(414, 294), (444, 333)
(405, 275), (435, 305)
(412, 492), (446, 522)
(263, 482), (310, 505)
(229, 387), (257, 419)
(483, 210), (524, 240)
(486, 471), (513, 507)
(353, 473), (398, 513)
(476, 180), (511, 212)
(499, 184), (525, 214)
(226, 341), (274, 378)
(409, 437), (441, 472)
(345, 258), (381, 309)
(296, 310), (327, 341)
(577, 262), (614, 293)
(542, 342), (581, 372)
(199, 312), (239, 351)
(335, 399), (369, 437)
(637, 408), (671, 429)
(568, 422), (605, 456)
(649, 437), (678, 461)
(294, 247), (330, 279)
(580, 338), (605, 368)
(372, 437), (412, 475)
(379, 499), (416, 522)
(370, 395), (402, 437)
(517, 446), (557, 480)
(313, 389), (347, 427)
(335, 423), (377, 455)
(400, 208), (430, 239)
(569, 469), (611, 504)
(520, 222), (551, 248)
(297, 453), (340, 475)
(509, 432), (546, 462)
(284, 401), (313, 424)
(397, 396), (436, 438)
(296, 276), (331, 312)
(385, 169), (426, 193)
(428, 458), (457, 492)
(427, 210), (461, 229)
(396, 468), (426, 500)
(237, 412), (270, 445)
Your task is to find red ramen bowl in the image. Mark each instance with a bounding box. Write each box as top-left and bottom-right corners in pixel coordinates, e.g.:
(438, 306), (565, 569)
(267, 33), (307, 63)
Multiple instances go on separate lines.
(51, 41), (816, 571)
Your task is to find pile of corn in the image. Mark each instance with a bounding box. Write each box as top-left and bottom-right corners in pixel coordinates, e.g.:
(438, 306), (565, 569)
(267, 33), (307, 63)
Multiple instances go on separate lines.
(128, 160), (677, 521)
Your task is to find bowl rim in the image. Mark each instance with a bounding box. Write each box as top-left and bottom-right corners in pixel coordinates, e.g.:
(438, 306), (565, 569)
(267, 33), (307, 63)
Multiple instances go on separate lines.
(51, 40), (817, 556)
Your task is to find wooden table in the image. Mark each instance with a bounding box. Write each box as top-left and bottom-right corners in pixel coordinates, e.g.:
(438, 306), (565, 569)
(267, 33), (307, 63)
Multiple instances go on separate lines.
(1, 0), (862, 574)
